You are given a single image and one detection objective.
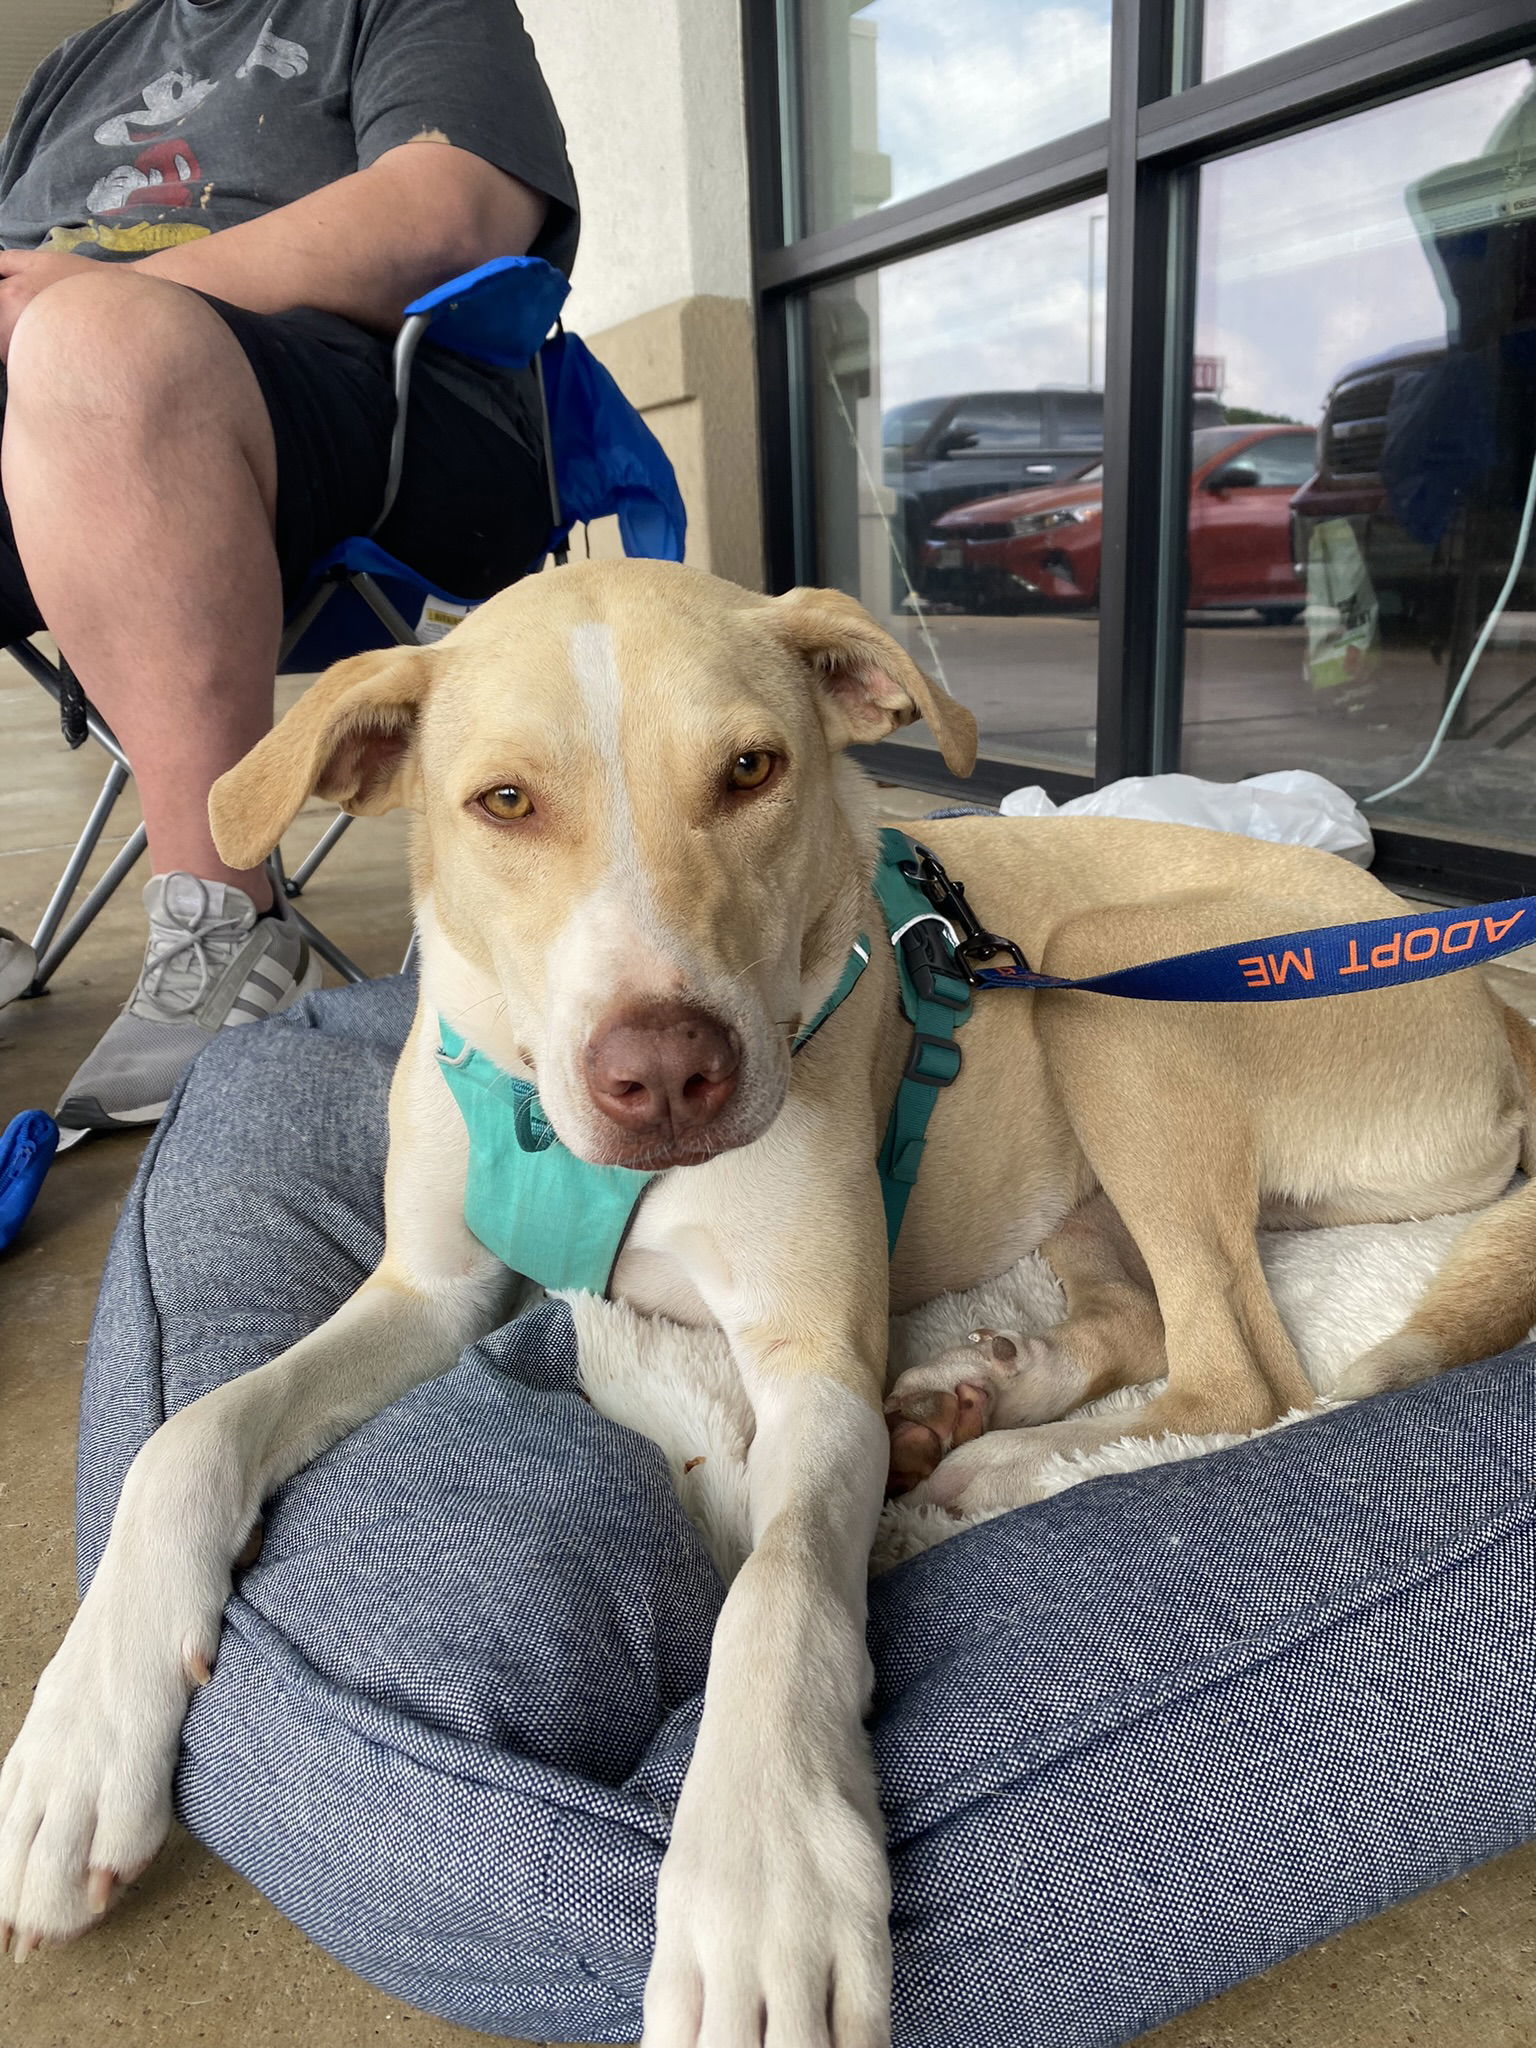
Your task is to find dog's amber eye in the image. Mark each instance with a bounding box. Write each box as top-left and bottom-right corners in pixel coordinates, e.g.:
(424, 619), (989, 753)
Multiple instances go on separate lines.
(478, 785), (533, 822)
(728, 750), (777, 792)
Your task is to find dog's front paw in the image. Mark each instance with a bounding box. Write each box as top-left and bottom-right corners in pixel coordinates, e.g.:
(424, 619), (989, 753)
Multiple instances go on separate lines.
(0, 1555), (224, 1955)
(884, 1327), (1028, 1492)
(644, 1761), (891, 2047)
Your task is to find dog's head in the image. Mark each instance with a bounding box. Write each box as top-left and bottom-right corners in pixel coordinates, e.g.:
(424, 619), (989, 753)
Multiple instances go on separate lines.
(211, 561), (975, 1170)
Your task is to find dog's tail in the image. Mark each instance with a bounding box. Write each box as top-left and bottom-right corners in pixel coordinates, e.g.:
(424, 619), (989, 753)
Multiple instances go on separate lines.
(1337, 1001), (1536, 1397)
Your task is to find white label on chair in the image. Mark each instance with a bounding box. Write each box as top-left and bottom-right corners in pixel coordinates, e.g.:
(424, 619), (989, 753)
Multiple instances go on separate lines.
(416, 596), (477, 644)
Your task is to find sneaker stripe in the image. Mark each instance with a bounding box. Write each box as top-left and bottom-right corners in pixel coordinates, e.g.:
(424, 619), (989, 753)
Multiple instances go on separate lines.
(227, 995), (272, 1021)
(231, 984), (282, 1018)
(244, 968), (288, 1003)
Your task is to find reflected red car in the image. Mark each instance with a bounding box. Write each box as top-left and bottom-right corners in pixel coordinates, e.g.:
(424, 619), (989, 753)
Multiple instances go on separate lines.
(920, 424), (1318, 618)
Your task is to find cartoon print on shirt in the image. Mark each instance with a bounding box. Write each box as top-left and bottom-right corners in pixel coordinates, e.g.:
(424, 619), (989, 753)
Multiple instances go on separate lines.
(79, 25), (311, 230)
(93, 71), (219, 150)
(237, 20), (310, 82)
(89, 139), (203, 216)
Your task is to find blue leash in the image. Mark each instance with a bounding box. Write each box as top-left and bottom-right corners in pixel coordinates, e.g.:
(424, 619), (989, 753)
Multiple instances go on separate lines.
(902, 843), (1536, 1005)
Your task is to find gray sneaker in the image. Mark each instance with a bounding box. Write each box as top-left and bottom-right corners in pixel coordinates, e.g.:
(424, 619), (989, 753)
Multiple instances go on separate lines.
(0, 929), (36, 1008)
(56, 873), (323, 1137)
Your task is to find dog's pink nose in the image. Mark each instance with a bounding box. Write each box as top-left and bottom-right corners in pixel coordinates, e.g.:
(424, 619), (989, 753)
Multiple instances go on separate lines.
(585, 1003), (740, 1137)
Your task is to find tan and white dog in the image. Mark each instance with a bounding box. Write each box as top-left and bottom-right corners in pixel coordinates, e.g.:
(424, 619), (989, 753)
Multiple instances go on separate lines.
(5, 559), (1536, 2047)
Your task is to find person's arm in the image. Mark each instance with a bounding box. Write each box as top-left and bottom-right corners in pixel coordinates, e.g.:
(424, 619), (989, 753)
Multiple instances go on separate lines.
(138, 139), (549, 331)
(0, 140), (548, 353)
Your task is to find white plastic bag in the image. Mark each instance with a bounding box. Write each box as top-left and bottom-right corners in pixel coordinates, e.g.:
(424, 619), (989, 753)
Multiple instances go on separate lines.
(998, 768), (1374, 865)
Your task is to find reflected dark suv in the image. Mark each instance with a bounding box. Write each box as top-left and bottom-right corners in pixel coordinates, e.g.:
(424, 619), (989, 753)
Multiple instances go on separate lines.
(1288, 340), (1451, 640)
(885, 387), (1225, 590)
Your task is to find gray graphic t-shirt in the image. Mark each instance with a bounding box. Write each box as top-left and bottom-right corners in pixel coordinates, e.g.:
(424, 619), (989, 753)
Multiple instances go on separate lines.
(0, 0), (578, 273)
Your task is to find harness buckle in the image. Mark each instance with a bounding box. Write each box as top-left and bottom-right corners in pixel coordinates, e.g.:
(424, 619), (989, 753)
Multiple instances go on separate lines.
(903, 1031), (963, 1088)
(901, 843), (1031, 984)
(955, 930), (1030, 978)
(897, 919), (972, 1011)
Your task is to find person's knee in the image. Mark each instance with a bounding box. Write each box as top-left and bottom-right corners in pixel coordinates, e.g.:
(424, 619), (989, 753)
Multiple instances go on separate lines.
(6, 271), (244, 433)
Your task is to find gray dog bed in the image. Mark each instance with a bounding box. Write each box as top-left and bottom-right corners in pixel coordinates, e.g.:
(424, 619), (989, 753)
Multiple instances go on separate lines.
(77, 976), (1536, 2044)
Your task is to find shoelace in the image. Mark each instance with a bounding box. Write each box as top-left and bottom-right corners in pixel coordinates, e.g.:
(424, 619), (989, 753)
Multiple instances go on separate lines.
(138, 878), (255, 1017)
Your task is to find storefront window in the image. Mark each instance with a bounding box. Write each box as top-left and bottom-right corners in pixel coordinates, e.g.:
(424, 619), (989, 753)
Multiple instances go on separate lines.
(794, 0), (1111, 238)
(807, 201), (1105, 774)
(1200, 0), (1415, 81)
(1181, 61), (1536, 850)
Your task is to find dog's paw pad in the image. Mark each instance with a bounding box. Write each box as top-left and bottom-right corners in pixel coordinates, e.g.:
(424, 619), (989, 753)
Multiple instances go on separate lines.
(886, 1379), (997, 1492)
(887, 1418), (946, 1493)
(965, 1327), (1021, 1367)
(952, 1378), (993, 1442)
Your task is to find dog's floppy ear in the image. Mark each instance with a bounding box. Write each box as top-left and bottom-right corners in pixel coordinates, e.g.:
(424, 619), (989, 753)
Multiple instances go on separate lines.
(766, 585), (977, 776)
(209, 645), (433, 870)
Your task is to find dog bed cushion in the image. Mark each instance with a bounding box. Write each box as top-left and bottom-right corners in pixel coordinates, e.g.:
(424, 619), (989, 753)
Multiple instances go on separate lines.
(78, 976), (1536, 2046)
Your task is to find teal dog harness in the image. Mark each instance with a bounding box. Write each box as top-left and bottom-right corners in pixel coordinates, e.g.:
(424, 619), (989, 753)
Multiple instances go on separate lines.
(434, 828), (974, 1296)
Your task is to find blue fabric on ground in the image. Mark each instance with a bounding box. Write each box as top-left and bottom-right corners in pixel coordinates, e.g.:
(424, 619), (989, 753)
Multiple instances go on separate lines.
(78, 977), (1536, 2045)
(0, 1108), (57, 1250)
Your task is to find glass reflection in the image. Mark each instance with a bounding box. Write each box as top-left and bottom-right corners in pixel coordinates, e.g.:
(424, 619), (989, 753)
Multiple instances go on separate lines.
(808, 203), (1106, 774)
(1183, 63), (1536, 852)
(1202, 0), (1409, 82)
(795, 0), (1110, 239)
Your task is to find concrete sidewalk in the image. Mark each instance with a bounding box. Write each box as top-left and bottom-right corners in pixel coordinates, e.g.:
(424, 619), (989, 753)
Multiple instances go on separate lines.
(2, 654), (1533, 2047)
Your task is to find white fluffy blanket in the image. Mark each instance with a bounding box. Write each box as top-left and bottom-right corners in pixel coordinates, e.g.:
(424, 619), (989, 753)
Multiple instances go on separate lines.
(567, 1209), (1506, 1580)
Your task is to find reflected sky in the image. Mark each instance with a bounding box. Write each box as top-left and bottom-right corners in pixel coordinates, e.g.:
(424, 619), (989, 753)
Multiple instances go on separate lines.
(822, 61), (1531, 436)
(1197, 65), (1531, 423)
(1204, 0), (1407, 79)
(867, 0), (1110, 207)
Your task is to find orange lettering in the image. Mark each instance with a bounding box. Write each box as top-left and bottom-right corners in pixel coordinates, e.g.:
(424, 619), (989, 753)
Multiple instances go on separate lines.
(1238, 955), (1271, 988)
(1267, 948), (1315, 983)
(1484, 912), (1526, 943)
(1338, 939), (1370, 976)
(1442, 919), (1479, 954)
(1370, 932), (1402, 971)
(1403, 926), (1439, 962)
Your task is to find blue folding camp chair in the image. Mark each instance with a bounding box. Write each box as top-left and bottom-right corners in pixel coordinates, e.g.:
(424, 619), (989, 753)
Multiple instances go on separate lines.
(10, 255), (686, 991)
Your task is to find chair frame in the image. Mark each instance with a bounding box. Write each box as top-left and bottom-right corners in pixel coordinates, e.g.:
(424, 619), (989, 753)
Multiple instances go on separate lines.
(12, 272), (565, 998)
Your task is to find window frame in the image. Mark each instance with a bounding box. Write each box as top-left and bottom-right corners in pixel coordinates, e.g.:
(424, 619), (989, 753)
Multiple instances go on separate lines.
(744, 0), (1536, 897)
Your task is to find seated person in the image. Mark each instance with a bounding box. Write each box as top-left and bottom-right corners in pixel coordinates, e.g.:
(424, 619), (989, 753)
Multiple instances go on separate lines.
(0, 0), (577, 1137)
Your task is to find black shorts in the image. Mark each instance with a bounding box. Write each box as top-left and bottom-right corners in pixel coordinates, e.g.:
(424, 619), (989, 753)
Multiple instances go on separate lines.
(0, 291), (551, 645)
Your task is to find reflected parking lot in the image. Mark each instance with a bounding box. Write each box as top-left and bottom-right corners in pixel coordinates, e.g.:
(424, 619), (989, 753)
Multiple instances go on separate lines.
(884, 607), (1536, 847)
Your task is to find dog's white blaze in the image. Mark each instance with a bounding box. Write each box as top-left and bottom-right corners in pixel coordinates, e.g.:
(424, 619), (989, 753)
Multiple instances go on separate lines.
(569, 621), (635, 872)
(560, 620), (676, 984)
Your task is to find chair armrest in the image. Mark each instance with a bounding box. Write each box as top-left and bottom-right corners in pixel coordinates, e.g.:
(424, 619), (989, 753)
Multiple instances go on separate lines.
(403, 254), (571, 370)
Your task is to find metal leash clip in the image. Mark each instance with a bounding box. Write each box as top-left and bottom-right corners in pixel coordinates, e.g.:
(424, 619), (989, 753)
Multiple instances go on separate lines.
(899, 842), (1030, 981)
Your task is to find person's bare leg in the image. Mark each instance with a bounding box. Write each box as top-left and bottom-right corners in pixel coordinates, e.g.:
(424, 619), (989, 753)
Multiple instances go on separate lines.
(3, 270), (282, 906)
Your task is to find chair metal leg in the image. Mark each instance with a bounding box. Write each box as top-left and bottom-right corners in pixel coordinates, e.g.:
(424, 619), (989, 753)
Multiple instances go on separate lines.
(350, 571), (423, 646)
(284, 810), (355, 897)
(400, 929), (419, 975)
(287, 902), (365, 986)
(533, 350), (564, 535)
(278, 575), (340, 665)
(30, 758), (130, 959)
(27, 822), (148, 995)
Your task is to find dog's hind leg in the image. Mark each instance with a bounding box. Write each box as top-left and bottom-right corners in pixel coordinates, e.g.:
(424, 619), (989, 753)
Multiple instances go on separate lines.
(0, 1018), (513, 1956)
(885, 1194), (1167, 1491)
(1335, 1004), (1536, 1397)
(1335, 1173), (1536, 1397)
(910, 1003), (1321, 1513)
